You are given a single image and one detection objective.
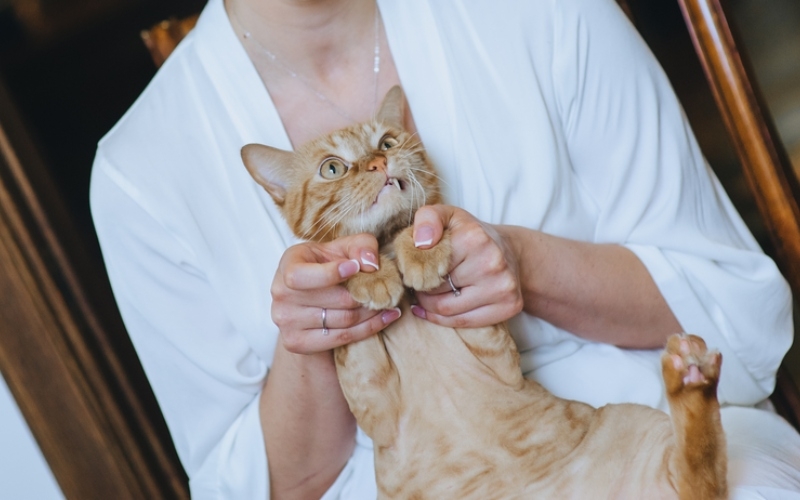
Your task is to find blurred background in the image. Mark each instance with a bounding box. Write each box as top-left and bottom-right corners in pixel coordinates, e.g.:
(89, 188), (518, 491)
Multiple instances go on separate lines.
(0, 0), (797, 497)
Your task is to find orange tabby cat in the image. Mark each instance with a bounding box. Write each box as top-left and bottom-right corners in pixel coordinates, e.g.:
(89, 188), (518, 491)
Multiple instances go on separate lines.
(242, 86), (727, 499)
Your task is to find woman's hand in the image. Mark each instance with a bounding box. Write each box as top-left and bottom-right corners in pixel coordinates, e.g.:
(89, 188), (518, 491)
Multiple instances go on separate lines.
(408, 206), (681, 348)
(266, 232), (404, 499)
(271, 232), (402, 354)
(409, 205), (523, 328)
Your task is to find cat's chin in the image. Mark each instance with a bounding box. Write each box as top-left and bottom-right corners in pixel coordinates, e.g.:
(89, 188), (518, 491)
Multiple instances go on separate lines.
(343, 203), (412, 243)
(374, 185), (399, 206)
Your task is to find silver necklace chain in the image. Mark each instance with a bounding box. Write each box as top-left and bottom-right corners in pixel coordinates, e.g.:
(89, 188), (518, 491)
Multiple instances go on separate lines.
(237, 7), (381, 123)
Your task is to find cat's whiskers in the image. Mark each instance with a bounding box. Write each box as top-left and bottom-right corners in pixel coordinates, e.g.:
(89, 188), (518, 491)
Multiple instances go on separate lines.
(304, 202), (356, 241)
(303, 219), (333, 241)
(396, 149), (422, 162)
(312, 215), (344, 242)
(331, 200), (366, 235)
(396, 136), (422, 149)
(317, 203), (361, 241)
(408, 165), (450, 191)
(398, 145), (424, 156)
(398, 142), (424, 156)
(360, 202), (366, 234)
(398, 132), (420, 148)
(404, 168), (428, 225)
(301, 205), (338, 239)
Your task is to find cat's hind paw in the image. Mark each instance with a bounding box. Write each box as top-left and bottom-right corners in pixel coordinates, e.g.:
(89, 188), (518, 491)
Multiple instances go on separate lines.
(661, 333), (721, 396)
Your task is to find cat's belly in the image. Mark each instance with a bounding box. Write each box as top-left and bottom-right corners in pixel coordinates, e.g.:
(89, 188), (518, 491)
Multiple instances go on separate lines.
(376, 403), (681, 499)
(359, 310), (683, 499)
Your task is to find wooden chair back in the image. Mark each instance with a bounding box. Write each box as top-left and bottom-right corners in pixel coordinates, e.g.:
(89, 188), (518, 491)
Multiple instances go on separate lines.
(674, 0), (800, 429)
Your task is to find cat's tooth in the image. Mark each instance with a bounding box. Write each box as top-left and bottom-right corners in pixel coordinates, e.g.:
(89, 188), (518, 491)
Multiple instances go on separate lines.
(391, 178), (401, 190)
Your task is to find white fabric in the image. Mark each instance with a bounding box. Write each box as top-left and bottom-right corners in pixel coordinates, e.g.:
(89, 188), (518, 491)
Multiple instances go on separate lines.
(89, 0), (800, 497)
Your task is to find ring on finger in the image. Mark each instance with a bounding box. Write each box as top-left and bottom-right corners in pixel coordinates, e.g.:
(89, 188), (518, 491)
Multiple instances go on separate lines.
(321, 307), (329, 335)
(446, 273), (461, 297)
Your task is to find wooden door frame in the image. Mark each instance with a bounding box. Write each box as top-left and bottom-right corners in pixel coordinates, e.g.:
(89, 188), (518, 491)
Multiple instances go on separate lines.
(0, 77), (188, 499)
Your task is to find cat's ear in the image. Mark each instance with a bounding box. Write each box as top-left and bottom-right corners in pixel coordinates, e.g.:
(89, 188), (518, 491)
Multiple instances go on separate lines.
(241, 143), (293, 205)
(376, 85), (405, 129)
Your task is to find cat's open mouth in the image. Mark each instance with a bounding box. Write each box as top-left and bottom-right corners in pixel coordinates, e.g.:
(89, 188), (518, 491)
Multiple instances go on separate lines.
(373, 177), (406, 205)
(386, 177), (405, 190)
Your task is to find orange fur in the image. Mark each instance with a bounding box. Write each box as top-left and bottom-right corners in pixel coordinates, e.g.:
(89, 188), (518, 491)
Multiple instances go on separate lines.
(243, 86), (727, 499)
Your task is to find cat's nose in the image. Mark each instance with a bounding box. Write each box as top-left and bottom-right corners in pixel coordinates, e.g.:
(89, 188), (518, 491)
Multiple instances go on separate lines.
(366, 155), (387, 173)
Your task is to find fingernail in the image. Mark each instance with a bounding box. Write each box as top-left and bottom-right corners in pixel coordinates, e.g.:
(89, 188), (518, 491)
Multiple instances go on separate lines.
(382, 307), (402, 324)
(414, 226), (434, 248)
(410, 305), (427, 319)
(361, 251), (380, 270)
(339, 259), (360, 278)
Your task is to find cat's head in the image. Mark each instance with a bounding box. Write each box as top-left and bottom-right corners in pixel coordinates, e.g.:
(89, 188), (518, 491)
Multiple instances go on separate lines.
(242, 86), (440, 244)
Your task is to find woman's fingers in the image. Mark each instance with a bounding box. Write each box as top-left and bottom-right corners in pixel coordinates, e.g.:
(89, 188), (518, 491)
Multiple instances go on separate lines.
(272, 272), (361, 310)
(281, 258), (361, 291)
(273, 233), (382, 305)
(410, 303), (511, 329)
(412, 205), (456, 249)
(411, 299), (522, 329)
(273, 302), (378, 332)
(278, 233), (380, 290)
(407, 205), (523, 327)
(413, 272), (521, 327)
(280, 306), (402, 354)
(418, 248), (519, 307)
(271, 232), (397, 355)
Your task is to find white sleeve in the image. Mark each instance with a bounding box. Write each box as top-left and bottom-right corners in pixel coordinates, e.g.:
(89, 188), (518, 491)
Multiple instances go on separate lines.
(91, 152), (379, 499)
(551, 0), (792, 405)
(90, 154), (269, 499)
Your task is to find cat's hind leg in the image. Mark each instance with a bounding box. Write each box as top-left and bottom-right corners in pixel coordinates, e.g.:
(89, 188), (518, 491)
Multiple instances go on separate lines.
(662, 333), (727, 500)
(334, 334), (401, 449)
(338, 253), (404, 447)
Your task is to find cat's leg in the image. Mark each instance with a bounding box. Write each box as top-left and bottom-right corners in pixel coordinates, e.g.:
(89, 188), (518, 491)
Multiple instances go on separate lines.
(345, 252), (405, 310)
(393, 226), (452, 291)
(393, 227), (526, 388)
(661, 333), (727, 500)
(334, 337), (401, 449)
(339, 255), (404, 447)
(454, 323), (527, 389)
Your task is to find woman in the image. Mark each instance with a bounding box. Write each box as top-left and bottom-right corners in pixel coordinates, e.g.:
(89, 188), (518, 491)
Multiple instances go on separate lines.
(90, 0), (800, 497)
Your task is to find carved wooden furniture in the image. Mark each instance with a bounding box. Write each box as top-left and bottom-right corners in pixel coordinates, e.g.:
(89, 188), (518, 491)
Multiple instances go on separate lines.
(141, 15), (200, 67)
(0, 80), (189, 498)
(675, 0), (800, 430)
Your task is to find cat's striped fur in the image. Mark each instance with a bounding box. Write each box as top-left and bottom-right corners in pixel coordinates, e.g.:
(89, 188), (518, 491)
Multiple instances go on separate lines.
(242, 86), (727, 499)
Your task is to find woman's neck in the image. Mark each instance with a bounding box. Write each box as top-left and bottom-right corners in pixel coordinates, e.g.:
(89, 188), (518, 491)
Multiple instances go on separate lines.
(225, 0), (377, 79)
(224, 0), (403, 148)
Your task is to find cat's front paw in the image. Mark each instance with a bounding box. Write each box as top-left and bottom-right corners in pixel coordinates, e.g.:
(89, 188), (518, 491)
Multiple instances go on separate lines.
(346, 257), (405, 310)
(394, 227), (452, 292)
(661, 333), (721, 396)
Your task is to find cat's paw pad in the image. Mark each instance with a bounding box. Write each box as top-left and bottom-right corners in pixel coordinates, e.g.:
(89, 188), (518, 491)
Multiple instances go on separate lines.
(346, 267), (405, 310)
(394, 228), (452, 292)
(398, 254), (449, 291)
(661, 333), (721, 394)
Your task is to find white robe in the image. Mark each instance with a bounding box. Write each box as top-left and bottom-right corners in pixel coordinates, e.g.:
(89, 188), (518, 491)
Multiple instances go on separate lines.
(89, 0), (800, 497)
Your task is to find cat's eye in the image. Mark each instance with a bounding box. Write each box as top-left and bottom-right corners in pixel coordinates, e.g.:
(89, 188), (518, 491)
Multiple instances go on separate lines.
(319, 157), (349, 180)
(379, 135), (399, 151)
